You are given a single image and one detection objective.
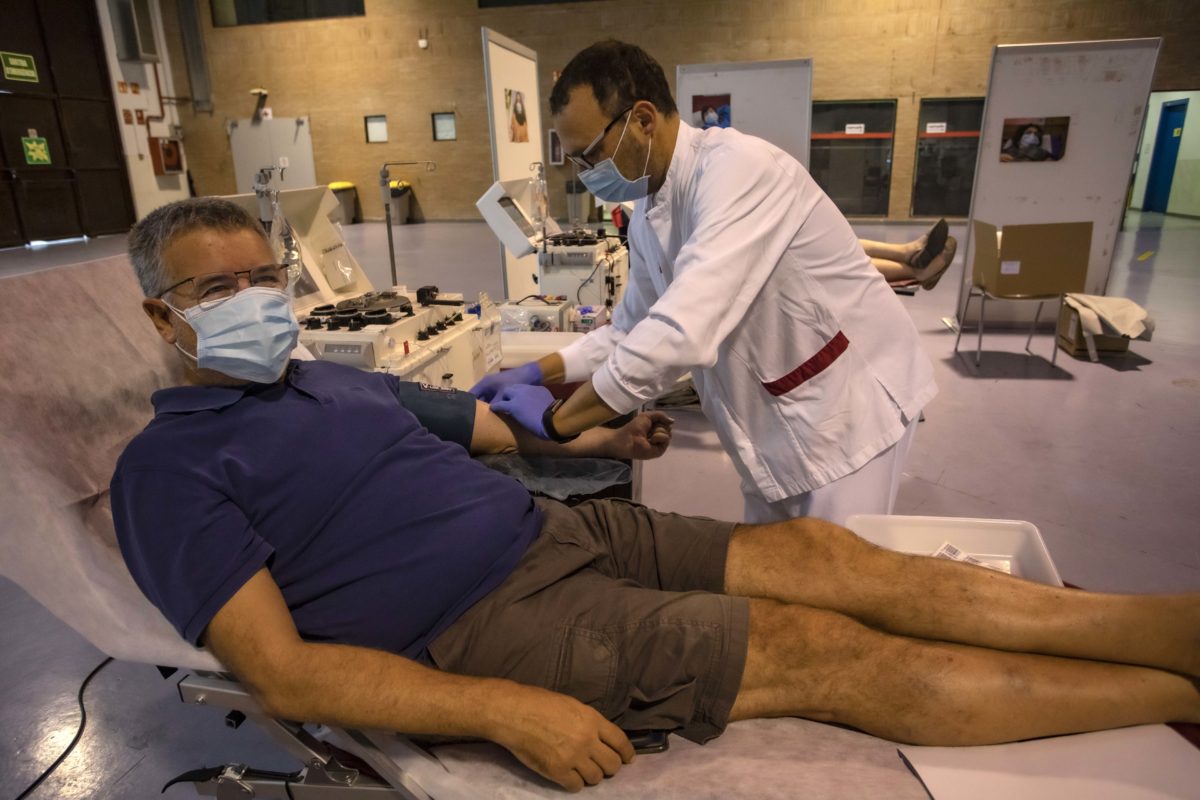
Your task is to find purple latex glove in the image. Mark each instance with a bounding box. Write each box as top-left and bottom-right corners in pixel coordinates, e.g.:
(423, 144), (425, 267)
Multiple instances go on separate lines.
(469, 361), (543, 401)
(490, 384), (556, 440)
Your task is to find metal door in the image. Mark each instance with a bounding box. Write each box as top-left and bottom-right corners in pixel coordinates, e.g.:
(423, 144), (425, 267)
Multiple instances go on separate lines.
(1143, 100), (1188, 213)
(0, 0), (135, 245)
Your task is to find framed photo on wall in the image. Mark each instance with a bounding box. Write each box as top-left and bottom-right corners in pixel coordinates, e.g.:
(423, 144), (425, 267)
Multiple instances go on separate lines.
(548, 129), (564, 165)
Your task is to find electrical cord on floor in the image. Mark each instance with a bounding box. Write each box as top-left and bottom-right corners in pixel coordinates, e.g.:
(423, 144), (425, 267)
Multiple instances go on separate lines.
(15, 656), (113, 800)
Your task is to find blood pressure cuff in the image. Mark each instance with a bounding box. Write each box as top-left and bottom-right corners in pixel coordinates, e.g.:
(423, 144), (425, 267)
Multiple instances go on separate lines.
(388, 380), (477, 451)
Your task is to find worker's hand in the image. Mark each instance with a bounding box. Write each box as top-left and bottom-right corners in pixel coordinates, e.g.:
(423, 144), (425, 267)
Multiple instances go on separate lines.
(606, 411), (674, 460)
(489, 684), (634, 792)
(490, 384), (556, 439)
(470, 361), (543, 402)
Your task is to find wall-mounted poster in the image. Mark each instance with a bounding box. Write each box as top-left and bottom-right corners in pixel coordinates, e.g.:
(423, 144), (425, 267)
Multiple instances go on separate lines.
(692, 93), (732, 129)
(1000, 116), (1070, 162)
(506, 89), (530, 142)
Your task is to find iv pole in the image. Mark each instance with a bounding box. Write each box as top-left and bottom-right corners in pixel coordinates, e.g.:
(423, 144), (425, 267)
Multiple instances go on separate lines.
(379, 160), (436, 287)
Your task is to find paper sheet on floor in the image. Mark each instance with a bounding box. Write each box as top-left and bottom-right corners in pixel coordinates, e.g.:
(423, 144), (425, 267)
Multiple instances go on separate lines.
(898, 724), (1200, 800)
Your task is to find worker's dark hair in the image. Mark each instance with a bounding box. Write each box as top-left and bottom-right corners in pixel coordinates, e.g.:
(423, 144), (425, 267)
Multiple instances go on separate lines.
(549, 40), (678, 118)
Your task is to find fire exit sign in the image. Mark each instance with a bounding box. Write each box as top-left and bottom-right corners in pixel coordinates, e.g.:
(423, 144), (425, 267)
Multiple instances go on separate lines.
(22, 136), (51, 165)
(1, 51), (39, 83)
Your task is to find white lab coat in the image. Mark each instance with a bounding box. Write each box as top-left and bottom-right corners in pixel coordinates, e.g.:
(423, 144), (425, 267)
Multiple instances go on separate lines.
(559, 123), (937, 503)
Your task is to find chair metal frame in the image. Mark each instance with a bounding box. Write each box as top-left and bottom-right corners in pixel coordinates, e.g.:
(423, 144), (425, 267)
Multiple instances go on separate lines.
(954, 286), (1061, 367)
(173, 671), (442, 799)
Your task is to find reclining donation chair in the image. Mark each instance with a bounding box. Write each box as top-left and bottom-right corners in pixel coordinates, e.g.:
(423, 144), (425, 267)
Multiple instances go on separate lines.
(0, 254), (947, 798)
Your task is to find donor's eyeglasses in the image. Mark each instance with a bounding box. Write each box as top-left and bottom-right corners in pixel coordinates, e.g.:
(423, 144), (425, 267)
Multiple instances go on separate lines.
(158, 265), (290, 306)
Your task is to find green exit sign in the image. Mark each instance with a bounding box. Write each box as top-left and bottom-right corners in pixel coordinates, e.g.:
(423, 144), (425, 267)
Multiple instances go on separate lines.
(1, 51), (39, 83)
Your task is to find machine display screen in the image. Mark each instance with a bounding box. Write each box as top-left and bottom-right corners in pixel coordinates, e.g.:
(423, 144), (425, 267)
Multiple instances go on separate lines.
(498, 196), (537, 238)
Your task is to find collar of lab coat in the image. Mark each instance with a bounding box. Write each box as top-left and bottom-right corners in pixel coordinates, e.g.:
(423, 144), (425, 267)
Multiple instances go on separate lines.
(644, 120), (697, 221)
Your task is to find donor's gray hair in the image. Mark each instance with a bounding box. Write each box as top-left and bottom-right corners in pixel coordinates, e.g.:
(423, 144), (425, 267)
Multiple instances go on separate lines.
(128, 197), (267, 297)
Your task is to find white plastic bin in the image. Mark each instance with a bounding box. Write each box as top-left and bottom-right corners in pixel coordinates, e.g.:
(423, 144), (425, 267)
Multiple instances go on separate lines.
(845, 514), (1063, 586)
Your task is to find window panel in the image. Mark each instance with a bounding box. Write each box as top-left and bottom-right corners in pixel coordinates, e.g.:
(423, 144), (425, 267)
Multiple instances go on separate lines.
(810, 100), (895, 216)
(911, 98), (984, 217)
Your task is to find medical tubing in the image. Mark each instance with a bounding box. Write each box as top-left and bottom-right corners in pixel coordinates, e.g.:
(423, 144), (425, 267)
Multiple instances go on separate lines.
(577, 256), (609, 305)
(15, 656), (114, 800)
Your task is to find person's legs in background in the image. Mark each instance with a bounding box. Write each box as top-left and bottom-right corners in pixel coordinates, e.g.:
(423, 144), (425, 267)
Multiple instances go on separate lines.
(860, 219), (957, 290)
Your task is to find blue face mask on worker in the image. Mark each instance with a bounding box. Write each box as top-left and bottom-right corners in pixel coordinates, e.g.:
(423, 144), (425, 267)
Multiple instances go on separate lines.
(1021, 131), (1041, 147)
(577, 112), (653, 203)
(166, 287), (300, 383)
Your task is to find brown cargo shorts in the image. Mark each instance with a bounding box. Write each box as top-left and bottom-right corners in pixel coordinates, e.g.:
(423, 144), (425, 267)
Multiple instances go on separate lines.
(427, 497), (749, 743)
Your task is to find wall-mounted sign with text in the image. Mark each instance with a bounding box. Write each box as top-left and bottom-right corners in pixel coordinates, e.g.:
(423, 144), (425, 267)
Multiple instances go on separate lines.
(1, 51), (39, 83)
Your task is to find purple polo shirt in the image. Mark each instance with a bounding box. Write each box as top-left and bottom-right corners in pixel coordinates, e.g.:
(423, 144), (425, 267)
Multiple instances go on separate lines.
(111, 360), (541, 660)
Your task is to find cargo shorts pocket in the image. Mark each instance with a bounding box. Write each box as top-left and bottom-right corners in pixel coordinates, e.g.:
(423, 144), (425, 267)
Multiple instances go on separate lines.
(550, 625), (619, 718)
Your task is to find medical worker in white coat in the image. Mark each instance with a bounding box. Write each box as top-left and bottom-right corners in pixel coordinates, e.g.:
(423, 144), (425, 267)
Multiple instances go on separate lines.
(472, 40), (938, 525)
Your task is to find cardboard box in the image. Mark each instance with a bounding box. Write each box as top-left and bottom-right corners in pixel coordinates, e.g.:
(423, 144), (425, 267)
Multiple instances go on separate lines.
(1056, 303), (1129, 357)
(971, 220), (1092, 297)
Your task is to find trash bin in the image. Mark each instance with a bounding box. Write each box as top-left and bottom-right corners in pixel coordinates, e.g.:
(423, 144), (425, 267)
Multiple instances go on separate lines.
(328, 181), (360, 224)
(389, 180), (412, 224)
(565, 178), (592, 225)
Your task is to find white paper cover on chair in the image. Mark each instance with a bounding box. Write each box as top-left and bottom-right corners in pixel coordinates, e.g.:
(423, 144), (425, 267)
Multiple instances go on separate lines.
(0, 255), (221, 671)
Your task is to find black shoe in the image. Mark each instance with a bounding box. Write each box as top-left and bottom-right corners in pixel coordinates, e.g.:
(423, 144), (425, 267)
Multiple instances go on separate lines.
(920, 236), (957, 290)
(911, 219), (949, 270)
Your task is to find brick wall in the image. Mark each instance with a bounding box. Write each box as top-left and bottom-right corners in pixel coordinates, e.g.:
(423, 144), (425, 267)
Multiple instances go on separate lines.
(163, 0), (1200, 221)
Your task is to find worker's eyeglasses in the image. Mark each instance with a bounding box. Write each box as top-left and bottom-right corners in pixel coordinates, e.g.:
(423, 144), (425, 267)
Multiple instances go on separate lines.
(566, 106), (635, 170)
(158, 265), (290, 307)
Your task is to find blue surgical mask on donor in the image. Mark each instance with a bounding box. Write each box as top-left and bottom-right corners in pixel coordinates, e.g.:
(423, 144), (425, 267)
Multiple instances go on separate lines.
(578, 113), (653, 203)
(166, 287), (300, 383)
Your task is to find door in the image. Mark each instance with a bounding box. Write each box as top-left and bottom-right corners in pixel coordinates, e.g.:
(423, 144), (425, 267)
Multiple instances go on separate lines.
(0, 0), (135, 246)
(1142, 100), (1188, 213)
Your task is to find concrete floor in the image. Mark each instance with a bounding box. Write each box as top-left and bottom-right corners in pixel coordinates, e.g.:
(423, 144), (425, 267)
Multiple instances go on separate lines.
(1, 210), (1198, 797)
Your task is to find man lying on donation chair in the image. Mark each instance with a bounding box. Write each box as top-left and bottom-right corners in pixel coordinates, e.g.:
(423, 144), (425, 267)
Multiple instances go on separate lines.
(114, 198), (1200, 793)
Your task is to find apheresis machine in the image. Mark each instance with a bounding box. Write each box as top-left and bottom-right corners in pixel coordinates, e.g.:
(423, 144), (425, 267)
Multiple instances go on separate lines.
(477, 174), (629, 332)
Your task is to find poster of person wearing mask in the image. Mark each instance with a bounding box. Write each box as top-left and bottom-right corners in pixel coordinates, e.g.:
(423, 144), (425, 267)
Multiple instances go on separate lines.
(508, 89), (530, 142)
(691, 93), (732, 129)
(1000, 116), (1070, 162)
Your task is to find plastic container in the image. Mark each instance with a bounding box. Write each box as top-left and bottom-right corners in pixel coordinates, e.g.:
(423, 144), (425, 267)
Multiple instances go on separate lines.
(844, 514), (1063, 586)
(328, 181), (359, 224)
(389, 180), (411, 225)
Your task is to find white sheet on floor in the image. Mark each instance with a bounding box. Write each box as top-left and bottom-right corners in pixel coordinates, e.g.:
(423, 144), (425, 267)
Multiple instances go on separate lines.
(899, 725), (1200, 800)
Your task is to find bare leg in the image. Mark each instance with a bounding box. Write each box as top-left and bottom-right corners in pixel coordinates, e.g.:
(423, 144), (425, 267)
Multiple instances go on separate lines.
(724, 519), (1200, 677)
(860, 237), (922, 265)
(730, 599), (1200, 745)
(869, 256), (918, 282)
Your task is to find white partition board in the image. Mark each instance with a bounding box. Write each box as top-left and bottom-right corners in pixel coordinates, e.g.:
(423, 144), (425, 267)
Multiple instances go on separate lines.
(229, 117), (317, 194)
(957, 39), (1160, 325)
(677, 59), (813, 168)
(482, 28), (543, 301)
